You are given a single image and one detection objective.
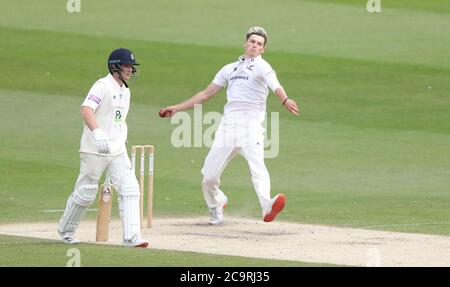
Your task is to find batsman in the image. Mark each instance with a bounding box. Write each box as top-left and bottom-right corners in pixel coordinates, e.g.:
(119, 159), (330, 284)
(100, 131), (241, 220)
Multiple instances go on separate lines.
(160, 27), (299, 225)
(57, 48), (148, 247)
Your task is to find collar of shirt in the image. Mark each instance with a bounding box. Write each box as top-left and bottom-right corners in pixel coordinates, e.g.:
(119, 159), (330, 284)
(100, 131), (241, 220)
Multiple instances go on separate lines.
(238, 55), (261, 63)
(106, 73), (126, 91)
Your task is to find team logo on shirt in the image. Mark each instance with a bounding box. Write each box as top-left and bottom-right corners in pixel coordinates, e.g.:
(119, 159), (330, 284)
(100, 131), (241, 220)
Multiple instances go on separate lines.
(247, 65), (254, 70)
(230, 75), (249, 81)
(114, 109), (122, 122)
(88, 94), (101, 104)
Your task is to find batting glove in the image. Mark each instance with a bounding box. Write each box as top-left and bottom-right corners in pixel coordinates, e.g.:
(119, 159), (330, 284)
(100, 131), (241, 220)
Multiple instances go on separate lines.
(92, 128), (111, 154)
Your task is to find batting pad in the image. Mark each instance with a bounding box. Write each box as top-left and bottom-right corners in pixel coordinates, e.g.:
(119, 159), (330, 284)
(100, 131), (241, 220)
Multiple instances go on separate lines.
(117, 170), (141, 241)
(57, 185), (98, 235)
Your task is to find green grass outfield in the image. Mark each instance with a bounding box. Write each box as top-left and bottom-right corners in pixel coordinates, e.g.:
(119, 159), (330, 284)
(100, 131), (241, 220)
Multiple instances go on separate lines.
(0, 234), (329, 267)
(0, 0), (449, 266)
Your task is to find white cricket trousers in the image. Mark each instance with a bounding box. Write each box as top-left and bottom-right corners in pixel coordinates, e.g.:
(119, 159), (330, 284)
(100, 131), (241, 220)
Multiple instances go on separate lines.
(201, 113), (271, 213)
(68, 152), (143, 241)
(75, 152), (131, 187)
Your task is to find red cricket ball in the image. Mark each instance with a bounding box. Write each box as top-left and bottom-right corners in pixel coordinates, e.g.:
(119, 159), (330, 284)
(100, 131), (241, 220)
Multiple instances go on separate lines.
(159, 109), (166, 118)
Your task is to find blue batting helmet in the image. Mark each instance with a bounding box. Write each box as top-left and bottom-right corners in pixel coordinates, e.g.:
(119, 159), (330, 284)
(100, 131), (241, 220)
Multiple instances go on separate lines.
(108, 48), (139, 75)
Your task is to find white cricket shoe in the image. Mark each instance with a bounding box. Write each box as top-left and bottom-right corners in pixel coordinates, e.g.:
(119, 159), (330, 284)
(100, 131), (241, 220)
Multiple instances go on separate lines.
(123, 236), (149, 248)
(208, 196), (228, 225)
(263, 193), (286, 223)
(59, 232), (80, 244)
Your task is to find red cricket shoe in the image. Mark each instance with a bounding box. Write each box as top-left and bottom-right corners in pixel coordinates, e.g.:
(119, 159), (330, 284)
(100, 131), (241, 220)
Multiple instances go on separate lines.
(263, 194), (286, 222)
(135, 241), (149, 248)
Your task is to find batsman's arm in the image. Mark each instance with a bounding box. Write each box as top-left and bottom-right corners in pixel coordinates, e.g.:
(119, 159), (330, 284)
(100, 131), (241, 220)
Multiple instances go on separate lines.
(159, 83), (223, 118)
(80, 106), (100, 130)
(81, 106), (111, 154)
(274, 87), (299, 116)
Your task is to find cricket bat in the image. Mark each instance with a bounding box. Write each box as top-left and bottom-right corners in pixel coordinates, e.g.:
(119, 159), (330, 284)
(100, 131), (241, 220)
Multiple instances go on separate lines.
(96, 183), (113, 242)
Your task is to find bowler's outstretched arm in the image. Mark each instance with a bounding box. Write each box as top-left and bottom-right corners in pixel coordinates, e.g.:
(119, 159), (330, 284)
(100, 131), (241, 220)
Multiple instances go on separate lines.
(159, 83), (223, 117)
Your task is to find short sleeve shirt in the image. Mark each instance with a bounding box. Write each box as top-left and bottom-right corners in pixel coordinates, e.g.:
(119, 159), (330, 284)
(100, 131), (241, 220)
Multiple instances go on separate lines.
(79, 74), (131, 155)
(213, 55), (281, 116)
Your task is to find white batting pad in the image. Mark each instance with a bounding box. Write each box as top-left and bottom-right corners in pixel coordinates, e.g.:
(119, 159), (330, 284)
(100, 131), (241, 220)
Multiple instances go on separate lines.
(117, 170), (141, 241)
(57, 185), (98, 236)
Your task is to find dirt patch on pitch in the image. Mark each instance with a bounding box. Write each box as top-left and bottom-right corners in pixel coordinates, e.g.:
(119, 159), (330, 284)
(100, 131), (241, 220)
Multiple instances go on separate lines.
(1, 217), (450, 266)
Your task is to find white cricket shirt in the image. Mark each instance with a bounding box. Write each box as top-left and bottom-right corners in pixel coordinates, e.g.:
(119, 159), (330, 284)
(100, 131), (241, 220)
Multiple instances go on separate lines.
(79, 73), (130, 155)
(213, 55), (281, 121)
